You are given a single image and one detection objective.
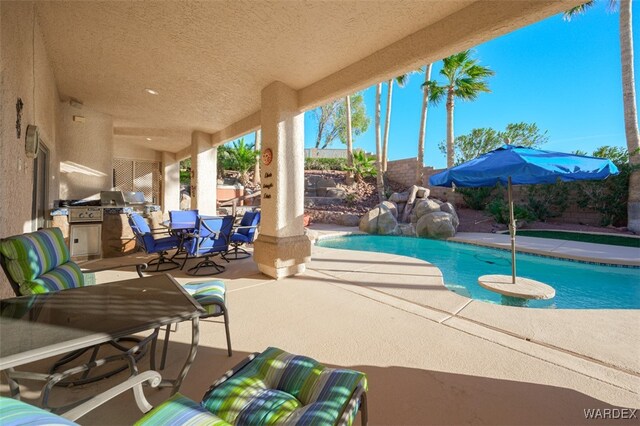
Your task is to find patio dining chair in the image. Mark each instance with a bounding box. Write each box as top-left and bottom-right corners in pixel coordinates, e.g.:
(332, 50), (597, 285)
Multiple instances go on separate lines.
(182, 215), (234, 276)
(227, 210), (260, 260)
(0, 227), (153, 387)
(128, 213), (181, 272)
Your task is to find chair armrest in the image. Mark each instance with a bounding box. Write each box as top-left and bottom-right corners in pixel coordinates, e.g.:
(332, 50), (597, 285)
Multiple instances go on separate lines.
(233, 225), (258, 231)
(61, 370), (162, 421)
(82, 263), (147, 278)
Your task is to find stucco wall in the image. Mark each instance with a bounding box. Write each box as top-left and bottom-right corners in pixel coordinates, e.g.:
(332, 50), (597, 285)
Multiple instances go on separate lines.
(0, 2), (61, 298)
(58, 103), (114, 200)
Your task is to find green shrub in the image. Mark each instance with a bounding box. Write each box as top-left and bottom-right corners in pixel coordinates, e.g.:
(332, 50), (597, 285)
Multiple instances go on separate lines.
(344, 151), (376, 182)
(457, 186), (495, 210)
(525, 180), (568, 222)
(487, 199), (536, 224)
(575, 162), (637, 226)
(304, 157), (347, 171)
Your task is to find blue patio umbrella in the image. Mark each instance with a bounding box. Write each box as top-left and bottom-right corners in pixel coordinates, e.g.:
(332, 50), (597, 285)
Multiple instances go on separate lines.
(429, 145), (618, 285)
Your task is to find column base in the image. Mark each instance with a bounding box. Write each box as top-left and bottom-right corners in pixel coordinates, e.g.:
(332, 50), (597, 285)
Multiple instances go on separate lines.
(253, 234), (311, 280)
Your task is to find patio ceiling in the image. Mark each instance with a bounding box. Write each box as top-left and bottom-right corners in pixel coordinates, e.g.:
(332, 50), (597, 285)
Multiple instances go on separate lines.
(35, 1), (577, 153)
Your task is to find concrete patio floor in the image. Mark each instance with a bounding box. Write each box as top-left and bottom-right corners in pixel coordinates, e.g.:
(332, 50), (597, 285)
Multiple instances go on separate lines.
(3, 228), (639, 425)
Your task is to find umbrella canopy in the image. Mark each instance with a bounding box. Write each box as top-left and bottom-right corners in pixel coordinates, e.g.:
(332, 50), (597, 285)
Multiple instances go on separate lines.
(429, 144), (619, 188)
(429, 144), (619, 291)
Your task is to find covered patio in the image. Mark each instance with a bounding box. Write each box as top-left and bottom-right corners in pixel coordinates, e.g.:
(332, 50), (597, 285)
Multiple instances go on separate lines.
(3, 1), (638, 424)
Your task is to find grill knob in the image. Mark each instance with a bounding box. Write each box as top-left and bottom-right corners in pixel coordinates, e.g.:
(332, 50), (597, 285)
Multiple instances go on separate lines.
(88, 213), (94, 218)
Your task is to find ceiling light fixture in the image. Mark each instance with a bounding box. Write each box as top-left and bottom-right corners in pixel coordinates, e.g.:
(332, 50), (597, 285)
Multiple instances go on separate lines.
(146, 137), (152, 141)
(144, 88), (159, 95)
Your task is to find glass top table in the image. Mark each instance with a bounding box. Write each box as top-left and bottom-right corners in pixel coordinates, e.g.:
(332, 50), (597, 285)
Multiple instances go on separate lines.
(0, 274), (204, 392)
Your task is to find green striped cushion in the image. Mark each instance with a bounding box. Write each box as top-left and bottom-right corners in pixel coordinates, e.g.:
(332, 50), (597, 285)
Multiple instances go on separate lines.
(202, 347), (367, 425)
(0, 228), (71, 287)
(20, 262), (84, 295)
(135, 393), (229, 426)
(0, 396), (78, 425)
(184, 281), (225, 316)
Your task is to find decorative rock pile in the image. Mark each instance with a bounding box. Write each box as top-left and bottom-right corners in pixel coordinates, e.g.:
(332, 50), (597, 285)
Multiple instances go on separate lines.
(359, 185), (459, 239)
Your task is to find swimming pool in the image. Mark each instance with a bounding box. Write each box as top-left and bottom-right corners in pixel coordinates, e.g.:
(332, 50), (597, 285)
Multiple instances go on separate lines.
(317, 235), (640, 309)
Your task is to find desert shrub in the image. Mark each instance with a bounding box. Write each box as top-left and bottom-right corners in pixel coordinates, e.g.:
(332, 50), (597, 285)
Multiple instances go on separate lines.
(304, 157), (347, 171)
(457, 186), (495, 210)
(573, 146), (637, 226)
(487, 199), (536, 224)
(525, 180), (568, 221)
(574, 162), (636, 226)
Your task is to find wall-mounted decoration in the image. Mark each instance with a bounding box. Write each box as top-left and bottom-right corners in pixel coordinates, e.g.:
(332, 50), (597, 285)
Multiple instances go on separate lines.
(262, 148), (273, 166)
(25, 124), (40, 159)
(15, 98), (24, 138)
(263, 183), (273, 189)
(264, 194), (271, 199)
(264, 172), (272, 178)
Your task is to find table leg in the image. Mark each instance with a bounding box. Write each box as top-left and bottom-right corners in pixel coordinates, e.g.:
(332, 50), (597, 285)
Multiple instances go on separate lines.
(158, 317), (199, 394)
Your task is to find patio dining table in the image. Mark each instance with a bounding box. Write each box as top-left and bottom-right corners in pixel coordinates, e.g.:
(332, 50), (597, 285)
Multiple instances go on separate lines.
(0, 274), (204, 400)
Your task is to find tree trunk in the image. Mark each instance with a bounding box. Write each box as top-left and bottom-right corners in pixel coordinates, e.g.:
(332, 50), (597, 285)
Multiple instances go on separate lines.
(446, 88), (455, 168)
(383, 79), (393, 172)
(375, 83), (385, 202)
(345, 95), (354, 184)
(417, 64), (432, 185)
(620, 0), (640, 232)
(253, 129), (261, 185)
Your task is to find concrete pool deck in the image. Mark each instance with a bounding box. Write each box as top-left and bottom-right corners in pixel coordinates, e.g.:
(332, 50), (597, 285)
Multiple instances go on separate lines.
(5, 226), (639, 424)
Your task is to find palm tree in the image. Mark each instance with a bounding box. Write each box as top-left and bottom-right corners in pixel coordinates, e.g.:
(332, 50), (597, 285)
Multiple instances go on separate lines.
(345, 95), (354, 184)
(564, 0), (639, 231)
(375, 83), (385, 201)
(416, 64), (433, 185)
(427, 50), (494, 168)
(382, 74), (411, 172)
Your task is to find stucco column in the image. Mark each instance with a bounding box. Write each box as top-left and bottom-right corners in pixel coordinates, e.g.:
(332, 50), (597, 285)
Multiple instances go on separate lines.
(190, 131), (217, 215)
(253, 81), (311, 279)
(162, 151), (180, 216)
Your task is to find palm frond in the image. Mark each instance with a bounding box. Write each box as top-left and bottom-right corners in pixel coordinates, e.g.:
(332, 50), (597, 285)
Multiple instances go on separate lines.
(563, 1), (595, 21)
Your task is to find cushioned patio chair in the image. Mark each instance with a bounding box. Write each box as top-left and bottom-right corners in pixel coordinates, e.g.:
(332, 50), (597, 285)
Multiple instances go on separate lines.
(182, 215), (234, 276)
(158, 279), (232, 370)
(227, 210), (260, 260)
(129, 213), (181, 272)
(0, 228), (153, 388)
(138, 347), (369, 426)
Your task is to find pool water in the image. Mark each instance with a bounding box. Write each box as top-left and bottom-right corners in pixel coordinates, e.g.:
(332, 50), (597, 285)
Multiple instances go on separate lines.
(317, 235), (640, 309)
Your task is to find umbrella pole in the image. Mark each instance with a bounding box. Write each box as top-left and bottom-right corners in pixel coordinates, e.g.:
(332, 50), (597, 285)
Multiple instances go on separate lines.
(508, 176), (516, 284)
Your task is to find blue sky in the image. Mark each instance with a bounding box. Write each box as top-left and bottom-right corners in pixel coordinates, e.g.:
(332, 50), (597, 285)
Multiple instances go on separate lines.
(232, 3), (638, 169)
(302, 2), (639, 169)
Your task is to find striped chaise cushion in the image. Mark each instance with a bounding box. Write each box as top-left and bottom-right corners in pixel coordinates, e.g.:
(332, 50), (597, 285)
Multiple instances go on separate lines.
(0, 228), (83, 294)
(135, 393), (229, 426)
(184, 281), (226, 316)
(201, 347), (368, 425)
(0, 397), (78, 426)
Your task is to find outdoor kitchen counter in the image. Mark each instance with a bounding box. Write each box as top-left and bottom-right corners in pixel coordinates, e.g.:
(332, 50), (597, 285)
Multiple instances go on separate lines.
(50, 206), (162, 258)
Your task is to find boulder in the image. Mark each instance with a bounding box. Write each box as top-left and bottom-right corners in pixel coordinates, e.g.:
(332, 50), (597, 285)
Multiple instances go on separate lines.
(440, 202), (459, 229)
(413, 199), (442, 219)
(378, 201), (398, 219)
(316, 178), (336, 197)
(389, 192), (409, 203)
(415, 211), (456, 239)
(359, 205), (398, 235)
(398, 223), (416, 237)
(336, 213), (361, 227)
(416, 187), (430, 198)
